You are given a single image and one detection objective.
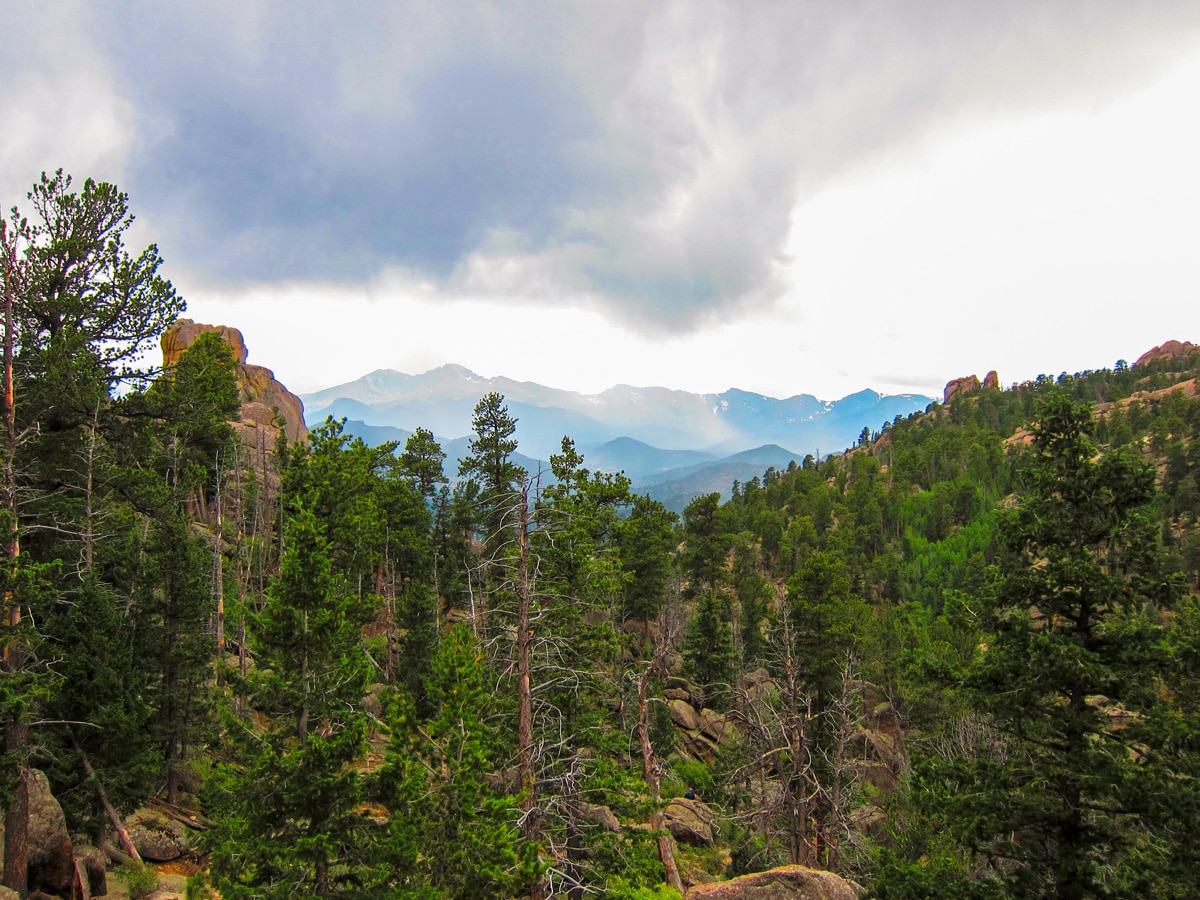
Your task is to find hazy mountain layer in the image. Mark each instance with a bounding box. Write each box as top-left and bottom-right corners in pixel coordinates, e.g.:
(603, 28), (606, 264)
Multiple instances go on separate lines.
(302, 365), (934, 460)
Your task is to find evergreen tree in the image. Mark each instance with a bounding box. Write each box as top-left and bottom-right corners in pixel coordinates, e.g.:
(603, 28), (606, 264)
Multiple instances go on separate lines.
(15, 169), (183, 382)
(732, 534), (773, 669)
(401, 426), (447, 505)
(682, 590), (737, 711)
(1, 169), (190, 883)
(457, 392), (525, 635)
(782, 551), (865, 709)
(281, 418), (395, 592)
(458, 391), (525, 530)
(142, 513), (215, 805)
(376, 624), (533, 898)
(617, 495), (678, 636)
(209, 506), (376, 897)
(931, 393), (1192, 899)
(680, 492), (729, 600)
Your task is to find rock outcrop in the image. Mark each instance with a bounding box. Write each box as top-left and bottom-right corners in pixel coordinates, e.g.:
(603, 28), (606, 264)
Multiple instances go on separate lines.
(0, 770), (76, 896)
(1134, 340), (1200, 368)
(851, 684), (908, 795)
(161, 319), (308, 446)
(942, 374), (980, 404)
(75, 843), (107, 897)
(685, 865), (861, 899)
(124, 808), (189, 862)
(943, 370), (1001, 404)
(666, 678), (738, 762)
(579, 802), (622, 833)
(664, 797), (717, 846)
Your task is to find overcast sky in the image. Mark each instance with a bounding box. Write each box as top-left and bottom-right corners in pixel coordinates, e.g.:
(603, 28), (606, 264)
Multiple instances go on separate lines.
(3, 1), (1199, 399)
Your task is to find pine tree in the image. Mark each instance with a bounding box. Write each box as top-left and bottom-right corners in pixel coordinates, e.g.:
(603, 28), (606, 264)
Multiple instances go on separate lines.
(934, 393), (1192, 899)
(617, 495), (678, 637)
(682, 590), (737, 711)
(376, 624), (534, 898)
(209, 506), (376, 897)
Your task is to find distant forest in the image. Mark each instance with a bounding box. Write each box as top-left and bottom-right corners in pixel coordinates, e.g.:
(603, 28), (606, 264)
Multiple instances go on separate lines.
(3, 172), (1199, 899)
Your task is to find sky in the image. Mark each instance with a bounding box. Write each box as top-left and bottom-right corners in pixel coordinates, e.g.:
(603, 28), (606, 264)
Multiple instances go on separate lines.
(3, 1), (1199, 400)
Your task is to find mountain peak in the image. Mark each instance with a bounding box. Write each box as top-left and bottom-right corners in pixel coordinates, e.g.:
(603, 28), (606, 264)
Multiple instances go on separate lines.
(429, 363), (485, 380)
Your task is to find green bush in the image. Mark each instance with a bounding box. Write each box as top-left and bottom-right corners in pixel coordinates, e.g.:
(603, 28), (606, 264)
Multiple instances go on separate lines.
(186, 871), (216, 899)
(117, 861), (158, 900)
(666, 757), (713, 800)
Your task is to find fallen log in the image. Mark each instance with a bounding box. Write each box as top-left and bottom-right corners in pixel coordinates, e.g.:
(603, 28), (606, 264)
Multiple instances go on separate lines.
(72, 733), (142, 863)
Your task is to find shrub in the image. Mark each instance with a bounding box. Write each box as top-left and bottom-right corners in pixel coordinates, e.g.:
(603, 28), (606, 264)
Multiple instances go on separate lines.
(117, 861), (158, 900)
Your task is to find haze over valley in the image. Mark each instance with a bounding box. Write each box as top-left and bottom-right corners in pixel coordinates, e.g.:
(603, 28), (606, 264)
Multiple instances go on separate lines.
(302, 363), (934, 509)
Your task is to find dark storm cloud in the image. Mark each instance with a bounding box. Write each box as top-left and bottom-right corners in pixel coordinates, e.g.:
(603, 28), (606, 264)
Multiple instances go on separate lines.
(135, 57), (602, 279)
(91, 2), (613, 281)
(5, 1), (1200, 333)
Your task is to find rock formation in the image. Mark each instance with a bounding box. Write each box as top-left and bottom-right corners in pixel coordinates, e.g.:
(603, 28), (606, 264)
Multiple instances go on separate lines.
(579, 803), (622, 833)
(942, 374), (980, 404)
(124, 808), (189, 862)
(1134, 340), (1200, 368)
(666, 679), (737, 762)
(685, 865), (861, 898)
(943, 370), (1000, 404)
(161, 319), (308, 447)
(664, 797), (717, 846)
(0, 770), (75, 896)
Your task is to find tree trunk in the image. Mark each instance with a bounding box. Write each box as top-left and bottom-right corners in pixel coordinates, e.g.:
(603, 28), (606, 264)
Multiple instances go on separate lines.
(314, 854), (329, 897)
(636, 617), (684, 896)
(515, 482), (544, 900)
(74, 735), (143, 863)
(1, 234), (28, 895)
(2, 758), (29, 895)
(84, 407), (98, 570)
(214, 456), (225, 656)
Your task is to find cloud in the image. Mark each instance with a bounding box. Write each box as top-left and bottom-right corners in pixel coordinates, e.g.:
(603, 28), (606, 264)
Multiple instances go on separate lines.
(4, 1), (1200, 336)
(0, 1), (136, 204)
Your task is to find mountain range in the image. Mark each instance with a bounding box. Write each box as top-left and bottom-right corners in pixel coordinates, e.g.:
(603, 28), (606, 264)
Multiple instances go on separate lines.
(301, 365), (935, 511)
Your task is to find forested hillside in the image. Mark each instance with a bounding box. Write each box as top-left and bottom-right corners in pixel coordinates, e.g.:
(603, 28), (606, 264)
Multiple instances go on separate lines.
(2, 173), (1199, 899)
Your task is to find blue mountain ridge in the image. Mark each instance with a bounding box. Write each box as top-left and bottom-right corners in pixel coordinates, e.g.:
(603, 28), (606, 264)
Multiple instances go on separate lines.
(302, 366), (935, 512)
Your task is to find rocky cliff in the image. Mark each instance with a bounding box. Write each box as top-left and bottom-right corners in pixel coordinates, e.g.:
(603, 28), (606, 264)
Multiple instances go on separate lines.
(943, 370), (999, 404)
(1135, 340), (1200, 367)
(161, 319), (308, 447)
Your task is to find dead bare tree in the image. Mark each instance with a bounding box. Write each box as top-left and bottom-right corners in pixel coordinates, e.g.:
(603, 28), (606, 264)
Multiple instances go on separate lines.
(636, 606), (686, 895)
(732, 615), (870, 875)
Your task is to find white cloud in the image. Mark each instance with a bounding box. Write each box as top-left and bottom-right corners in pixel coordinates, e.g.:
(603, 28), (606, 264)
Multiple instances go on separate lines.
(0, 4), (135, 202)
